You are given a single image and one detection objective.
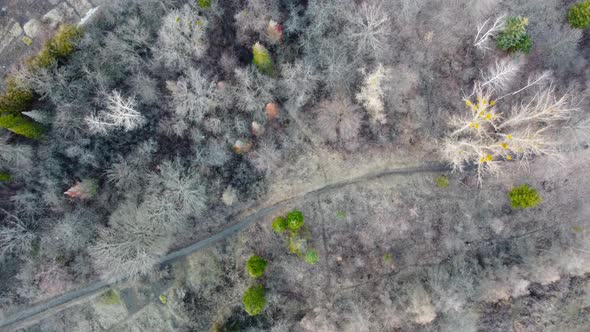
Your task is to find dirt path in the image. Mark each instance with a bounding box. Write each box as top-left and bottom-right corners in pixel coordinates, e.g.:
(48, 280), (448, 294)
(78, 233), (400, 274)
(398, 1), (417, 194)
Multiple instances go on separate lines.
(0, 162), (451, 331)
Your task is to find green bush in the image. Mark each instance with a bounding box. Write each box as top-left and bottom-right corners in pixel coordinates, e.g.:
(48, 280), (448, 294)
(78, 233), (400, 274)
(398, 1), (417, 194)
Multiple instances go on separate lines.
(246, 255), (267, 278)
(272, 216), (288, 233)
(159, 294), (167, 304)
(286, 210), (304, 231)
(0, 171), (11, 182)
(508, 184), (542, 209)
(198, 0), (211, 9)
(242, 285), (266, 316)
(383, 253), (392, 263)
(435, 175), (449, 188)
(0, 80), (34, 114)
(304, 250), (319, 265)
(28, 24), (83, 70)
(99, 289), (121, 305)
(0, 114), (44, 139)
(568, 1), (590, 29)
(252, 42), (274, 76)
(496, 16), (532, 54)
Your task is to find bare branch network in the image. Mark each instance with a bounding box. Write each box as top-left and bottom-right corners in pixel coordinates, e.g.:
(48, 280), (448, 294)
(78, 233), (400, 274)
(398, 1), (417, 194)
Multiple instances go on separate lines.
(473, 14), (506, 51)
(85, 90), (146, 134)
(443, 59), (580, 183)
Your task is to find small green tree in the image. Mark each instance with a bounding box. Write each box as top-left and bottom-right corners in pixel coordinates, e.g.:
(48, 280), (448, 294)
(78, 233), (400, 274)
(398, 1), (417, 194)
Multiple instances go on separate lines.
(496, 16), (532, 54)
(435, 175), (449, 188)
(569, 1), (590, 29)
(0, 114), (44, 139)
(198, 0), (211, 9)
(252, 42), (274, 75)
(159, 294), (167, 304)
(28, 24), (83, 70)
(286, 210), (304, 231)
(242, 285), (266, 316)
(0, 81), (34, 114)
(508, 184), (542, 209)
(272, 216), (288, 233)
(304, 250), (319, 265)
(0, 171), (11, 182)
(246, 255), (267, 278)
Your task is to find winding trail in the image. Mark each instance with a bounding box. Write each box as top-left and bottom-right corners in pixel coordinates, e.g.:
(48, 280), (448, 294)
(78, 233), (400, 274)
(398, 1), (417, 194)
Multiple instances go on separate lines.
(0, 163), (451, 331)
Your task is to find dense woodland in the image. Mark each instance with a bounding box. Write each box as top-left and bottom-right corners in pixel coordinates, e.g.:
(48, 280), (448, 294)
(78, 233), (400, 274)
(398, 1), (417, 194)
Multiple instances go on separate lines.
(1, 0), (590, 330)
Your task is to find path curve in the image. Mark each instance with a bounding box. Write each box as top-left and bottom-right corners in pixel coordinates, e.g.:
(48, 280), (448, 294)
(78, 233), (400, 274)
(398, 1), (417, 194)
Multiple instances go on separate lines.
(0, 163), (451, 331)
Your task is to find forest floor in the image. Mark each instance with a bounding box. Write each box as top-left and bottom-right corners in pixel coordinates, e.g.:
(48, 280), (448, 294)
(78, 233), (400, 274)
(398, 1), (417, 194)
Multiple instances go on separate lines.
(2, 157), (449, 331)
(6, 144), (590, 331)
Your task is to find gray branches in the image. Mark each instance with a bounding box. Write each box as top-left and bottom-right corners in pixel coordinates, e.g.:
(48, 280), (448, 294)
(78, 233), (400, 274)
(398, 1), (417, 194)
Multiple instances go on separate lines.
(315, 97), (362, 150)
(168, 68), (219, 123)
(0, 209), (37, 261)
(89, 202), (171, 282)
(92, 159), (208, 281)
(344, 1), (390, 54)
(85, 90), (145, 134)
(279, 61), (320, 107)
(232, 67), (275, 113)
(155, 5), (208, 70)
(144, 160), (207, 228)
(0, 135), (33, 179)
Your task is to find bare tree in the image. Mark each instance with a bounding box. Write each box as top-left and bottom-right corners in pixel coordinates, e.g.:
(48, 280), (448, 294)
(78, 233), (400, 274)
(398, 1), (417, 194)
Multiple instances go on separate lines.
(0, 209), (37, 261)
(85, 90), (145, 134)
(234, 0), (282, 45)
(344, 1), (390, 54)
(232, 67), (275, 114)
(480, 58), (522, 92)
(356, 64), (391, 125)
(168, 68), (218, 122)
(315, 96), (362, 150)
(155, 5), (208, 70)
(89, 202), (171, 282)
(248, 141), (281, 175)
(0, 134), (33, 178)
(473, 15), (506, 51)
(443, 70), (580, 183)
(106, 140), (157, 192)
(144, 160), (207, 229)
(279, 61), (320, 107)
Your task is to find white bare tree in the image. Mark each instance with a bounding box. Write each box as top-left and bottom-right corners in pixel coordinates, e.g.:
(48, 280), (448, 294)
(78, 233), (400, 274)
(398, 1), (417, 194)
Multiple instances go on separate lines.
(85, 90), (145, 134)
(480, 58), (522, 92)
(473, 15), (506, 51)
(444, 74), (580, 183)
(344, 1), (390, 54)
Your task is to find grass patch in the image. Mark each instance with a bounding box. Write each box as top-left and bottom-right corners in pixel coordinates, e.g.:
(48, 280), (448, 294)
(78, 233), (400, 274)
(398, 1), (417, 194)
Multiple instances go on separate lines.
(435, 175), (449, 188)
(99, 289), (121, 305)
(508, 184), (542, 209)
